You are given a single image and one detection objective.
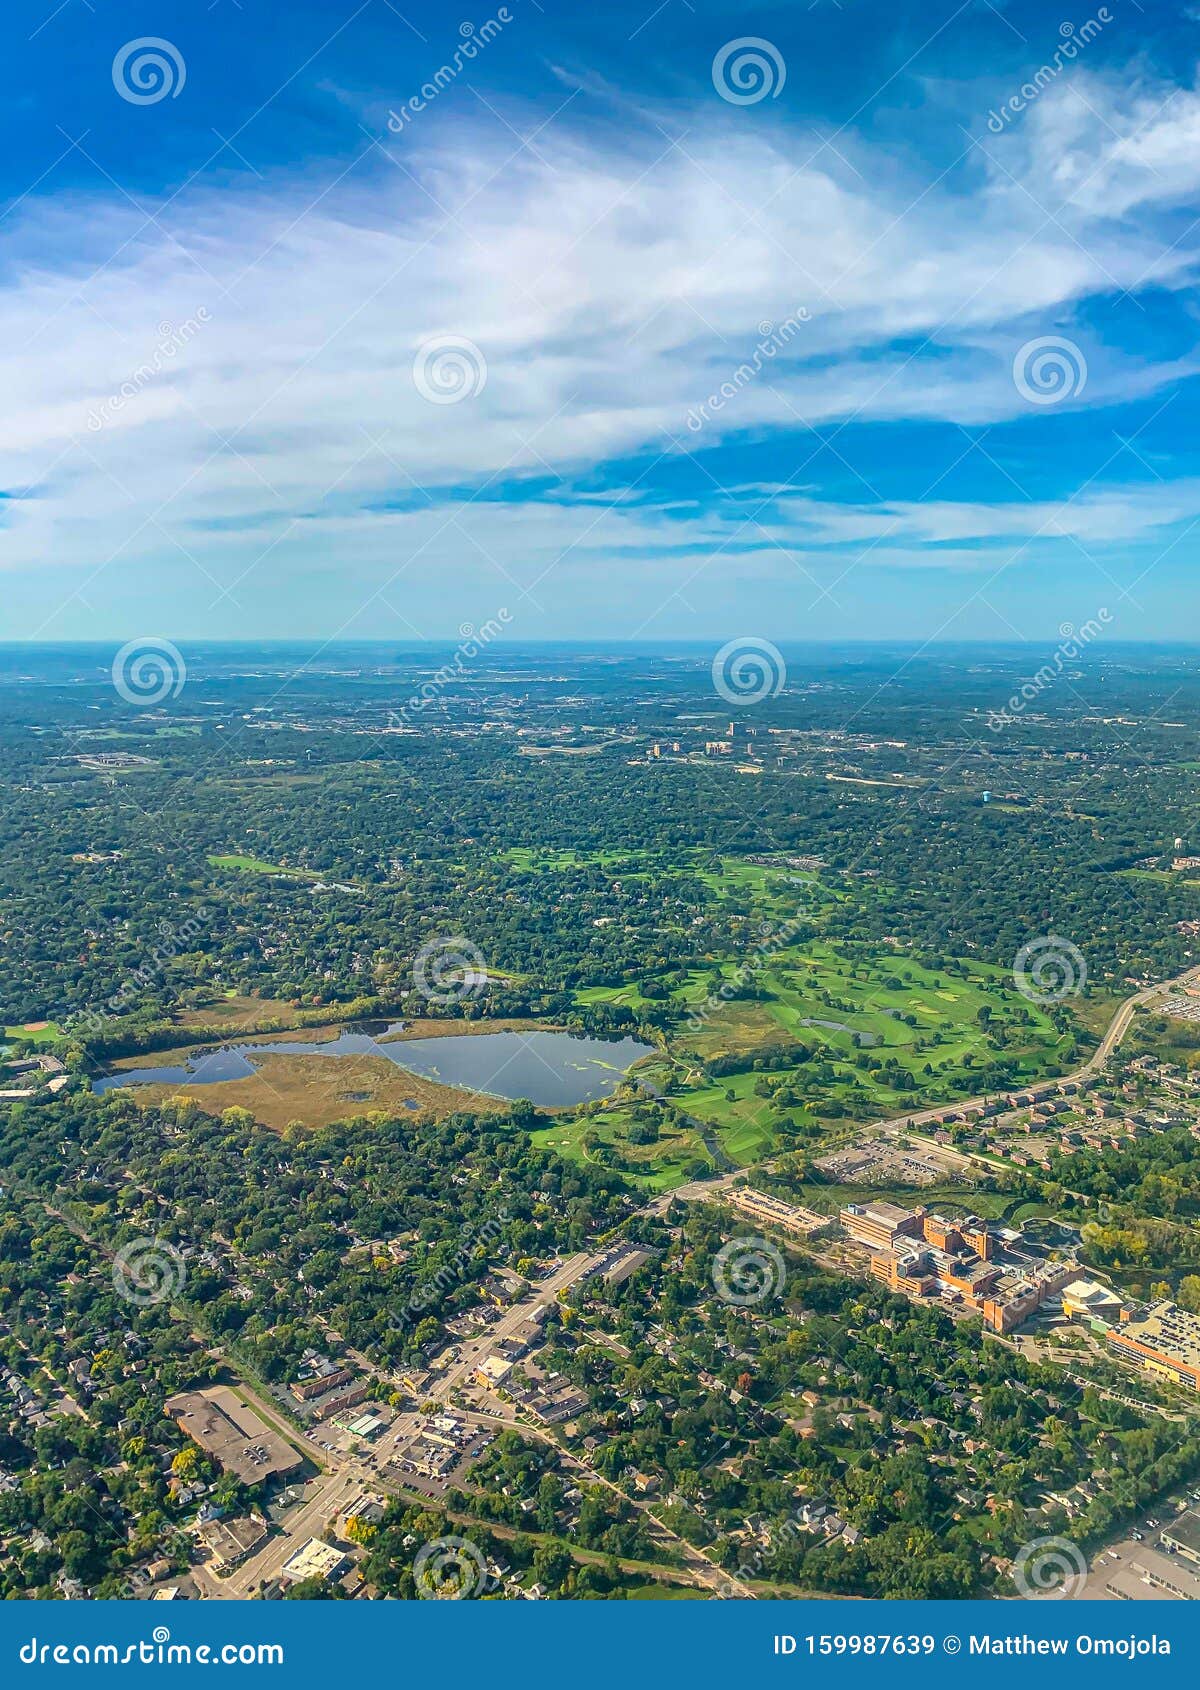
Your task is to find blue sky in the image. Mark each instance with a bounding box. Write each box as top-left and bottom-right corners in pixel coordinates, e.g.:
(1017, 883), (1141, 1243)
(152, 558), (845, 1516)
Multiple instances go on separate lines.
(4, 0), (1200, 641)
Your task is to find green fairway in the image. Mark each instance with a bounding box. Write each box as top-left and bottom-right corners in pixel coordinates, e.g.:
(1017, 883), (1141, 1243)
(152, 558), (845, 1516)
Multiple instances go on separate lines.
(529, 1103), (711, 1191)
(507, 849), (1078, 1178)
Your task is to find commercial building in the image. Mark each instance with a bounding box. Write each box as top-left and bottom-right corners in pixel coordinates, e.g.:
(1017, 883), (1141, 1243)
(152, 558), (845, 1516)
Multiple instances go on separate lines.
(198, 1515), (270, 1573)
(280, 1539), (347, 1586)
(1106, 1302), (1200, 1392)
(292, 1367), (352, 1401)
(839, 1201), (924, 1252)
(729, 1189), (833, 1238)
(313, 1383), (368, 1419)
(165, 1388), (303, 1484)
(474, 1356), (514, 1390)
(1161, 1508), (1200, 1568)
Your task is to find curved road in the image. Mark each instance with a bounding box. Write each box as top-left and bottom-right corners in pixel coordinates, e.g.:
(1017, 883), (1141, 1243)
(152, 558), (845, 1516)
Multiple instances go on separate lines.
(651, 959), (1200, 1210)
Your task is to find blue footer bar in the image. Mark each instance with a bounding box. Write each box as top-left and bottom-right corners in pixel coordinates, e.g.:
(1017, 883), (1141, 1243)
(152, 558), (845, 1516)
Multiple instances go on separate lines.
(1, 1601), (1192, 1687)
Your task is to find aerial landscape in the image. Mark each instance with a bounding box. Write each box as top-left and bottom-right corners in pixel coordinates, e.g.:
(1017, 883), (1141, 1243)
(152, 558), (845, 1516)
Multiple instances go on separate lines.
(6, 641), (1200, 1605)
(6, 0), (1200, 1654)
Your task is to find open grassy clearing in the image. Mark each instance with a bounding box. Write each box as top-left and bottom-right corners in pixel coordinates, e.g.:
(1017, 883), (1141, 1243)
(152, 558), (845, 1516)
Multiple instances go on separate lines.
(529, 1103), (710, 1192)
(499, 849), (1083, 1180)
(3, 1021), (64, 1045)
(665, 939), (1068, 1166)
(207, 852), (315, 877)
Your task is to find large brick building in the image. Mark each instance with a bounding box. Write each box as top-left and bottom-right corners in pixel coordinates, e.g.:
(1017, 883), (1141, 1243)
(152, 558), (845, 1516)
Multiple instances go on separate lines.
(842, 1202), (1075, 1333)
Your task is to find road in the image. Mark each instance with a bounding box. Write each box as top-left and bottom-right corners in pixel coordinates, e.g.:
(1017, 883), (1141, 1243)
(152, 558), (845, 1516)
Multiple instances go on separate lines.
(121, 956), (1200, 1599)
(414, 1252), (594, 1405)
(206, 1244), (703, 1598)
(871, 960), (1200, 1137)
(206, 1466), (367, 1597)
(456, 1406), (752, 1599)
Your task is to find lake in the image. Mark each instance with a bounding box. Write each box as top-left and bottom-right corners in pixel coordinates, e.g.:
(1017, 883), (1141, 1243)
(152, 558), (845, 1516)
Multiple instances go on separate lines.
(95, 1027), (655, 1110)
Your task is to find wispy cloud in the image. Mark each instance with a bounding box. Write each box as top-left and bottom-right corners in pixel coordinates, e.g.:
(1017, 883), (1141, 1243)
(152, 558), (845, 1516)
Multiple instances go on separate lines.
(5, 61), (1200, 629)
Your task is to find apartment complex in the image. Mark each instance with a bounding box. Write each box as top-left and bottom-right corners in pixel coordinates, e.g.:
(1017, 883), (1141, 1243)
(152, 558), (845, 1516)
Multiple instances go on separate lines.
(1105, 1301), (1200, 1392)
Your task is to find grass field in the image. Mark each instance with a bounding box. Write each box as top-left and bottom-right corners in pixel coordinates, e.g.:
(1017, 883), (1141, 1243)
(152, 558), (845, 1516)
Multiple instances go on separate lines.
(208, 853), (313, 877)
(529, 1104), (710, 1192)
(3, 1021), (63, 1045)
(666, 936), (1068, 1166)
(498, 847), (1080, 1179)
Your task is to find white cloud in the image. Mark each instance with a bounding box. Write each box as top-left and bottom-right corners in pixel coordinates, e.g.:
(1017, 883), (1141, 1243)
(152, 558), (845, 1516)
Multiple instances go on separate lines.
(3, 69), (1200, 627)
